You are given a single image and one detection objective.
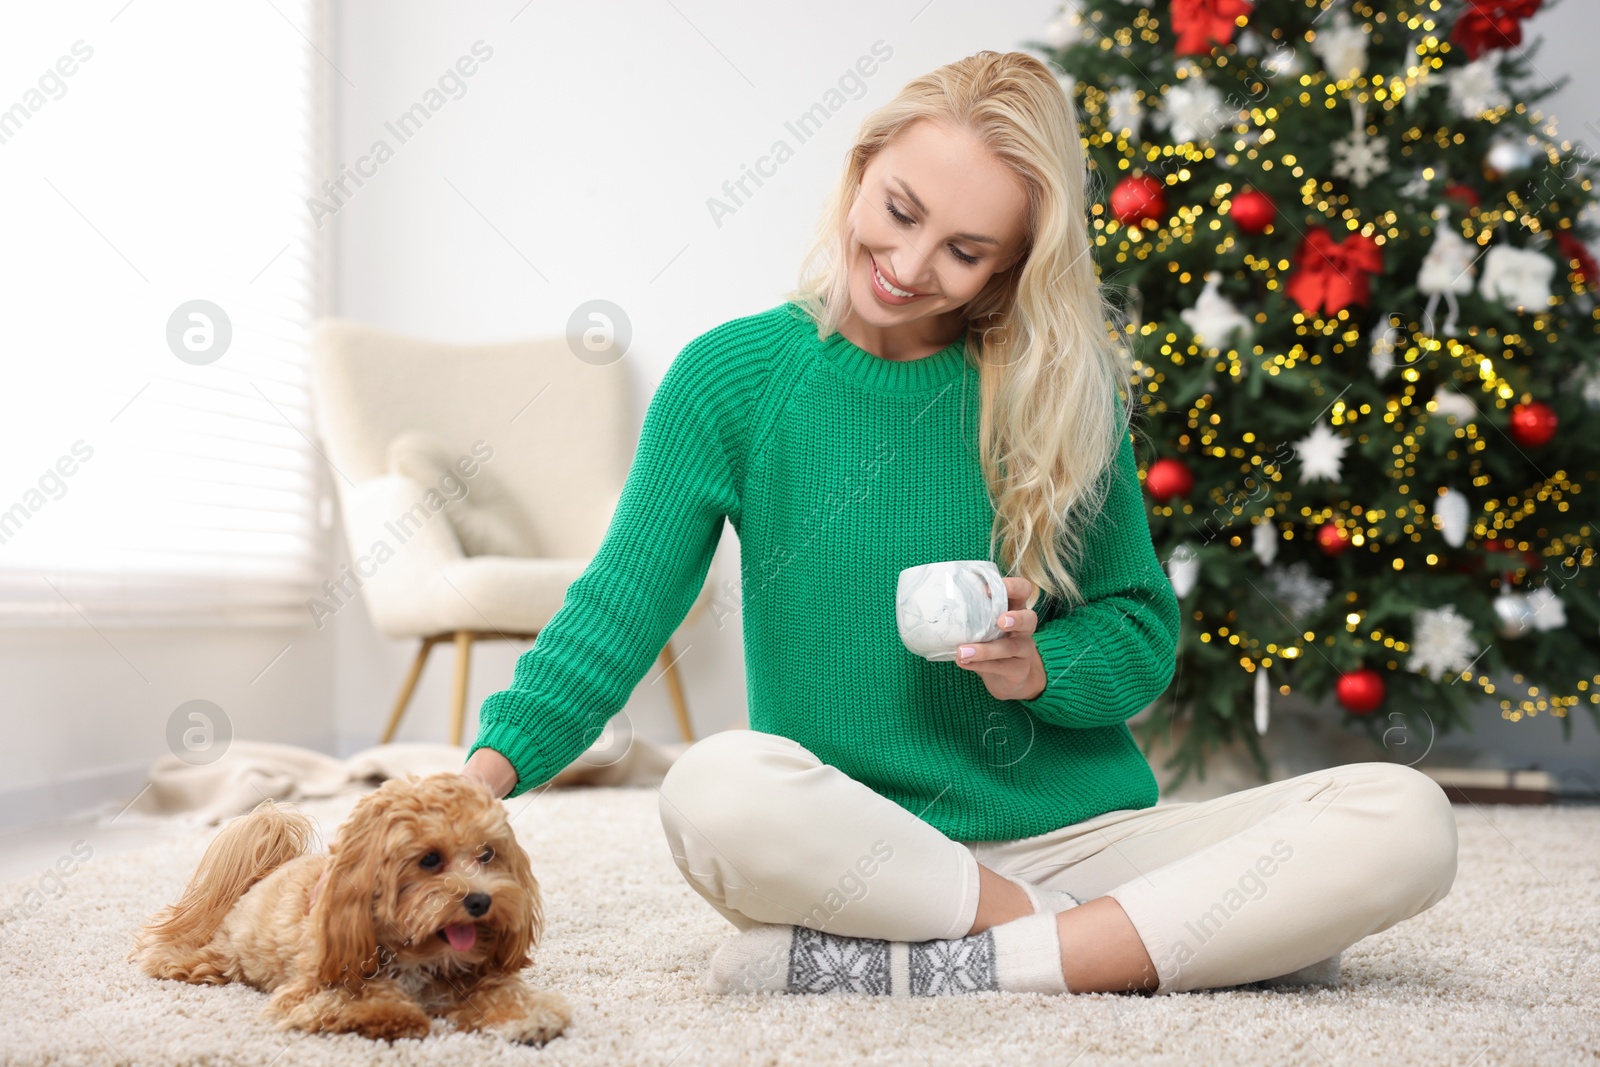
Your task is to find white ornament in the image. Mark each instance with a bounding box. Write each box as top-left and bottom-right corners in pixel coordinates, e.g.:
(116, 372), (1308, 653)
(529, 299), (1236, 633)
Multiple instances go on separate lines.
(1526, 586), (1567, 631)
(1418, 204), (1477, 335)
(1479, 244), (1555, 311)
(1294, 422), (1349, 484)
(1569, 362), (1600, 409)
(1429, 386), (1479, 422)
(1107, 86), (1144, 141)
(1180, 271), (1250, 351)
(1265, 46), (1303, 79)
(1407, 605), (1480, 679)
(1163, 79), (1233, 145)
(1311, 13), (1368, 81)
(1254, 666), (1271, 736)
(1485, 136), (1535, 176)
(1370, 316), (1404, 380)
(1448, 56), (1511, 117)
(1330, 100), (1389, 189)
(1252, 520), (1279, 565)
(1494, 589), (1535, 639)
(1167, 543), (1200, 598)
(1042, 3), (1083, 48)
(1433, 487), (1469, 547)
(1398, 168), (1433, 201)
(1269, 562), (1332, 621)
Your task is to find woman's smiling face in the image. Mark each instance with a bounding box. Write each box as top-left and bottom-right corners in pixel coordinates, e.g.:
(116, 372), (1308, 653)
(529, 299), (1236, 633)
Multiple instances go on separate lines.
(844, 118), (1030, 340)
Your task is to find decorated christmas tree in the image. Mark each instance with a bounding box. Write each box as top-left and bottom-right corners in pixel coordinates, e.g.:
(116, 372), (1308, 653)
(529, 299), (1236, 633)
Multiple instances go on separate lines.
(1030, 0), (1600, 786)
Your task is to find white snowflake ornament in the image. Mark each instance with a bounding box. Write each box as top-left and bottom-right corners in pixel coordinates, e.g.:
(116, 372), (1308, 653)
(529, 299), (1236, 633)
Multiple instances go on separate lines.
(1479, 244), (1555, 311)
(1107, 86), (1144, 141)
(1163, 79), (1233, 145)
(1330, 101), (1389, 189)
(1399, 168), (1433, 201)
(1180, 271), (1250, 351)
(1407, 605), (1480, 679)
(1448, 56), (1510, 117)
(1294, 422), (1349, 484)
(1269, 562), (1332, 621)
(1526, 586), (1567, 631)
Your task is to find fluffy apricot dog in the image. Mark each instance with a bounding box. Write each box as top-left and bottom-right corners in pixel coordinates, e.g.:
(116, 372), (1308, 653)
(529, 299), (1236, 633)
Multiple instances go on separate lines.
(128, 773), (570, 1044)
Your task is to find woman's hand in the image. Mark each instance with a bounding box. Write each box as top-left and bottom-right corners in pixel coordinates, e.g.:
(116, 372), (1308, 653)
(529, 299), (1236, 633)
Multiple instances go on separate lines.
(461, 746), (519, 800)
(953, 576), (1048, 702)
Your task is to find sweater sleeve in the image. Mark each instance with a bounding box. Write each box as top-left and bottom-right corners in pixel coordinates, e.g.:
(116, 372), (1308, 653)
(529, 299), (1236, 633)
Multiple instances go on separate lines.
(468, 337), (741, 797)
(1018, 425), (1179, 730)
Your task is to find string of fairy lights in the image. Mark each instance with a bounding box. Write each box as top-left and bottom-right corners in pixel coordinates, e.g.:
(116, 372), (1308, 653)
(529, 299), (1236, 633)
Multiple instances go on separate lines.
(1063, 0), (1598, 722)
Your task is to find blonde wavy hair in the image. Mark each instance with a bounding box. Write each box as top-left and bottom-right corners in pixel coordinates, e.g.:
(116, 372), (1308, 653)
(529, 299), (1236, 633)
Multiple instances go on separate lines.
(785, 49), (1132, 607)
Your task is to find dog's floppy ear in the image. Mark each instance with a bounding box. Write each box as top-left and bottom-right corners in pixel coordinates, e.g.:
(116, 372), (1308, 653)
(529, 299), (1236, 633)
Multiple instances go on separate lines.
(488, 823), (543, 976)
(311, 785), (392, 988)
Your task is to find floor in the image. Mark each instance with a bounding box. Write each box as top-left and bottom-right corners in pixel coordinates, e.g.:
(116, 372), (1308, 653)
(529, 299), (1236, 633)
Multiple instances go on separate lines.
(2, 786), (1597, 1066)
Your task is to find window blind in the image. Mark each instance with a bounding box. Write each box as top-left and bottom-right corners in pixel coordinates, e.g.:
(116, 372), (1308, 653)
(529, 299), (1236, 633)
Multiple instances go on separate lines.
(0, 0), (331, 627)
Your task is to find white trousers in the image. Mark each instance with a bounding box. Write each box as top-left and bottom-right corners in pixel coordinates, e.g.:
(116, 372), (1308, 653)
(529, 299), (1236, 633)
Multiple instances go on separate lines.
(657, 729), (1458, 995)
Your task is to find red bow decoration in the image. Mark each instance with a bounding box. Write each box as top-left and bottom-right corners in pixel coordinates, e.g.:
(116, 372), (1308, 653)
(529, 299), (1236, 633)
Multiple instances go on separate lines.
(1450, 0), (1542, 61)
(1284, 227), (1384, 315)
(1170, 0), (1253, 56)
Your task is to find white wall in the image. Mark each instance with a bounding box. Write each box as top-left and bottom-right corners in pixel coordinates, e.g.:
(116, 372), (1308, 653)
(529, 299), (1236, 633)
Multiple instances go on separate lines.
(5, 0), (1598, 831)
(320, 0), (1059, 756)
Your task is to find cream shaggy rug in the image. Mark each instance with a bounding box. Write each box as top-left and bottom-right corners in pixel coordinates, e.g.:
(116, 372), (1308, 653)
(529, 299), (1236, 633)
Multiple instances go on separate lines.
(2, 785), (1596, 1067)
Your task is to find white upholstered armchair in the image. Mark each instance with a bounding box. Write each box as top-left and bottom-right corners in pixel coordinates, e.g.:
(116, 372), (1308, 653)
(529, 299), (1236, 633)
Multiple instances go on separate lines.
(309, 318), (706, 746)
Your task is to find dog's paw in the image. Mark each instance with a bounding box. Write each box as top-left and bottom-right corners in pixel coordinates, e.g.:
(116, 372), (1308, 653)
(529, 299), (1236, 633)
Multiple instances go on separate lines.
(495, 991), (572, 1046)
(327, 999), (433, 1042)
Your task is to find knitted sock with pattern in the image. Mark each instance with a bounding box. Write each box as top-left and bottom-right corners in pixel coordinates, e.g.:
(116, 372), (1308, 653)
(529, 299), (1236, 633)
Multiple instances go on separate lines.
(707, 911), (1070, 997)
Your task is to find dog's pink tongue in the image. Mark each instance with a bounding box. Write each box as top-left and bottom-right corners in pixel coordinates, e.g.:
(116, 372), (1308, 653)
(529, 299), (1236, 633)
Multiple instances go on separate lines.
(443, 923), (477, 951)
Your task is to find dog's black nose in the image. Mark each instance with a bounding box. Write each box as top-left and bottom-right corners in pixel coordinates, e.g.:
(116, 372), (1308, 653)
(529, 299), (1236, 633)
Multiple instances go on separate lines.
(463, 892), (491, 917)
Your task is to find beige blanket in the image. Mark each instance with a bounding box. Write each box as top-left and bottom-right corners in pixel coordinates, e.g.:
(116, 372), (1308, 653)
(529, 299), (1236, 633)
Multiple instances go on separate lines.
(113, 734), (690, 826)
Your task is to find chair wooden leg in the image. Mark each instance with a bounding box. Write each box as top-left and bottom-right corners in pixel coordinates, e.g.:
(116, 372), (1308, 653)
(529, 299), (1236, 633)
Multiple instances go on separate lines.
(449, 631), (474, 747)
(382, 635), (440, 744)
(658, 638), (695, 742)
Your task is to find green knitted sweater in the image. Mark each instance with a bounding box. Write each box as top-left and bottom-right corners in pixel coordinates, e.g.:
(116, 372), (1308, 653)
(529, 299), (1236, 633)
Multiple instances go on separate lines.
(469, 300), (1179, 841)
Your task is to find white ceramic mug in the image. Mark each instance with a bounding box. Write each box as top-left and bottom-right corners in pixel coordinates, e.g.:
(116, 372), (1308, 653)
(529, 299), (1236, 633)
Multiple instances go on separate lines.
(896, 560), (1009, 661)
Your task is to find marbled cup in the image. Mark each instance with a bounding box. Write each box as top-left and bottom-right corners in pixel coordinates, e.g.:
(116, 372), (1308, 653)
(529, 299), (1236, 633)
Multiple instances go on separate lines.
(896, 560), (1008, 661)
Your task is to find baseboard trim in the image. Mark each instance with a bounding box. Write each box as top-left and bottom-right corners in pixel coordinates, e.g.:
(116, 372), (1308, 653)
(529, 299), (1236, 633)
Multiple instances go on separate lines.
(0, 762), (152, 836)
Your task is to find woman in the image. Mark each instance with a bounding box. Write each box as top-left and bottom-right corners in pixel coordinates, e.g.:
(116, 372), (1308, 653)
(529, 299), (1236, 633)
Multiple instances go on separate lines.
(462, 51), (1457, 997)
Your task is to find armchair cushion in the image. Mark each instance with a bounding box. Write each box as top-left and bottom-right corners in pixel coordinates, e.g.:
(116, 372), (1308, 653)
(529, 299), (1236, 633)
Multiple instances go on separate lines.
(387, 430), (542, 558)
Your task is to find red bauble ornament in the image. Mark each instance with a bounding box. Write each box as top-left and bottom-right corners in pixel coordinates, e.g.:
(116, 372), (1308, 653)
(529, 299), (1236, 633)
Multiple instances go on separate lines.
(1450, 0), (1542, 61)
(1111, 174), (1167, 225)
(1443, 182), (1481, 210)
(1508, 401), (1558, 447)
(1316, 522), (1350, 556)
(1145, 457), (1196, 501)
(1336, 668), (1386, 715)
(1230, 187), (1276, 233)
